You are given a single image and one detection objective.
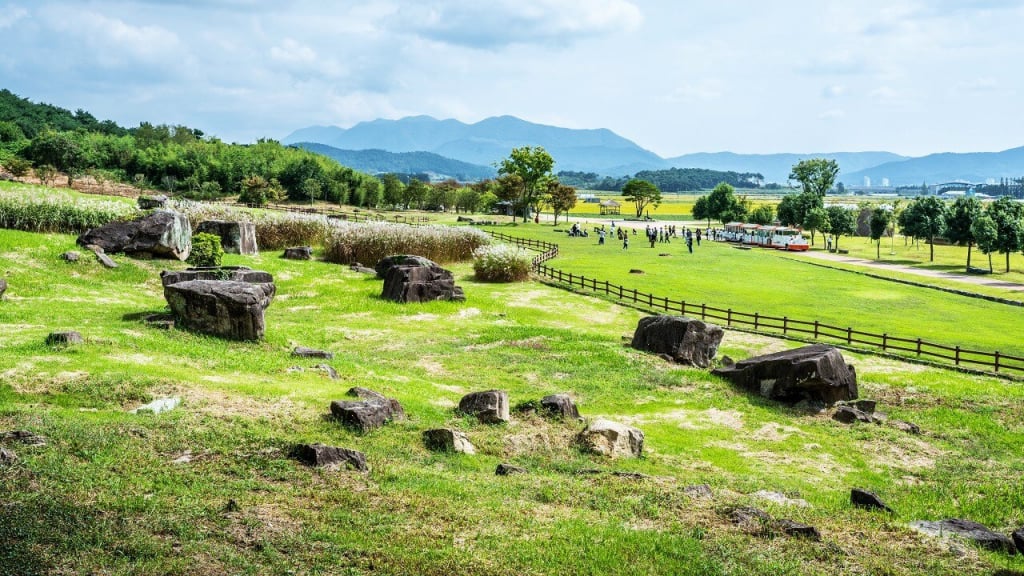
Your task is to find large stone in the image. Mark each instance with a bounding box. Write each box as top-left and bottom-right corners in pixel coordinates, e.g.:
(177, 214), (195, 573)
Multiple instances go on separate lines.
(375, 254), (439, 278)
(331, 391), (404, 433)
(540, 394), (580, 419)
(577, 419), (644, 458)
(283, 246), (312, 260)
(910, 519), (1016, 554)
(162, 267), (275, 341)
(712, 344), (857, 405)
(459, 390), (510, 424)
(137, 194), (169, 209)
(46, 331), (83, 346)
(1013, 527), (1024, 555)
(423, 428), (476, 454)
(851, 488), (893, 513)
(496, 463), (528, 476)
(292, 346), (333, 359)
(381, 263), (465, 303)
(630, 315), (724, 368)
(78, 209), (192, 260)
(293, 443), (367, 471)
(196, 220), (259, 255)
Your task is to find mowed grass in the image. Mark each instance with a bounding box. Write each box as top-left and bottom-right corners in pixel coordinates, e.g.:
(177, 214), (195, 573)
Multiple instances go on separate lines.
(566, 192), (775, 220)
(1, 228), (1024, 575)
(487, 222), (1024, 360)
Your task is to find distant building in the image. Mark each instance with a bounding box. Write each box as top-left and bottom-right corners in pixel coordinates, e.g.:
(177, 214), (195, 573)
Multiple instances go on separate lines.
(863, 176), (871, 187)
(881, 178), (890, 187)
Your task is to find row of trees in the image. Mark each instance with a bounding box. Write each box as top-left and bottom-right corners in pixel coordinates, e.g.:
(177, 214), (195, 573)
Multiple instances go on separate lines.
(557, 167), (763, 193)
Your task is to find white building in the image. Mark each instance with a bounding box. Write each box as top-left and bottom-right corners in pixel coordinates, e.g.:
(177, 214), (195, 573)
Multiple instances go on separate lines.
(863, 176), (871, 187)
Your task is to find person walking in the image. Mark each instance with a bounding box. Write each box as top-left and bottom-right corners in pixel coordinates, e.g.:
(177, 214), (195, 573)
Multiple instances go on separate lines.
(598, 229), (605, 245)
(623, 235), (629, 250)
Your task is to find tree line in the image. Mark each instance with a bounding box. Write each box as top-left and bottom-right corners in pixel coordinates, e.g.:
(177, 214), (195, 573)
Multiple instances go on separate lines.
(557, 167), (763, 192)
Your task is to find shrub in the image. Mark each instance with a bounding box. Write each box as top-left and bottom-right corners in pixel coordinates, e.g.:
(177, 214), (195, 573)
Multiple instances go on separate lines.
(324, 222), (491, 265)
(472, 244), (532, 282)
(0, 187), (138, 233)
(187, 232), (224, 267)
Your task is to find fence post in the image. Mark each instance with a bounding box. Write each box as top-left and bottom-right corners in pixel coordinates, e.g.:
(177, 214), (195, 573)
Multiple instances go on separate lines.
(727, 309), (732, 326)
(814, 321), (819, 339)
(882, 333), (888, 351)
(916, 338), (922, 357)
(605, 280), (609, 295)
(783, 317), (788, 335)
(701, 303), (706, 320)
(633, 288), (638, 303)
(754, 312), (759, 330)
(681, 301), (686, 315)
(847, 327), (852, 345)
(955, 346), (961, 366)
(994, 351), (1000, 373)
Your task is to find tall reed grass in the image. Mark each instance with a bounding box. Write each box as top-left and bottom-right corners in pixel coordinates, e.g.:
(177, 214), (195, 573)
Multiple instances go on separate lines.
(0, 187), (138, 233)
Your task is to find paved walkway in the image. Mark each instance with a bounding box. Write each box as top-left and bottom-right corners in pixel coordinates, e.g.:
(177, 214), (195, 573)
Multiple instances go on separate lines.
(788, 250), (1024, 292)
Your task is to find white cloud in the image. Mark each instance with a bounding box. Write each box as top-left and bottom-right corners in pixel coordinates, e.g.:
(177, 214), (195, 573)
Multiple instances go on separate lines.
(0, 4), (28, 29)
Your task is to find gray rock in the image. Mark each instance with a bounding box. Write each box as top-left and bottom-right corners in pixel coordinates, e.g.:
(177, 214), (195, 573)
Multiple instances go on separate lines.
(773, 519), (821, 541)
(283, 246), (312, 260)
(683, 484), (714, 500)
(833, 405), (873, 424)
(137, 194), (169, 209)
(752, 490), (810, 508)
(316, 364), (339, 380)
(540, 394), (580, 419)
(730, 506), (771, 527)
(0, 447), (17, 465)
(1013, 527), (1024, 555)
(910, 519), (1016, 554)
(161, 267), (273, 286)
(331, 392), (404, 433)
(85, 244), (118, 268)
(349, 263), (377, 275)
(631, 315), (724, 368)
(196, 220), (258, 255)
(577, 419), (644, 458)
(423, 428), (475, 454)
(293, 443), (367, 471)
(495, 463), (528, 476)
(712, 344), (857, 405)
(78, 209), (191, 260)
(1, 430), (47, 446)
(381, 263), (465, 303)
(459, 390), (510, 424)
(346, 387), (405, 420)
(893, 420), (921, 435)
(129, 397), (180, 414)
(375, 254), (438, 279)
(164, 278), (275, 341)
(292, 346), (333, 359)
(61, 251), (80, 262)
(46, 331), (83, 346)
(851, 488), (893, 513)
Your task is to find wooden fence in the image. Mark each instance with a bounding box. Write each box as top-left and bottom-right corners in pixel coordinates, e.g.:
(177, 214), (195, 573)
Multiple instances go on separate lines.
(486, 230), (1024, 377)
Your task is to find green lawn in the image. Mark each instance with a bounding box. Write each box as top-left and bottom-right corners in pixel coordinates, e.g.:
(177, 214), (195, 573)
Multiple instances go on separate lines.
(2, 227), (1023, 575)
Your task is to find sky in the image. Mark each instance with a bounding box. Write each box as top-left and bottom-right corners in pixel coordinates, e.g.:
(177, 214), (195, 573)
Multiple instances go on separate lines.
(2, 0), (1023, 158)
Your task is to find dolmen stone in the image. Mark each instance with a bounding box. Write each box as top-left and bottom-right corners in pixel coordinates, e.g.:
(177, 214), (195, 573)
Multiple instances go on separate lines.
(330, 388), (404, 433)
(833, 405), (873, 424)
(137, 194), (169, 210)
(161, 266), (275, 341)
(375, 254), (438, 278)
(712, 344), (857, 405)
(292, 346), (333, 359)
(851, 488), (893, 513)
(910, 519), (1016, 554)
(78, 209), (192, 260)
(631, 315), (724, 368)
(380, 255), (465, 303)
(459, 390), (510, 424)
(540, 394), (580, 419)
(577, 419), (644, 458)
(423, 428), (475, 454)
(496, 463), (528, 475)
(196, 220), (258, 255)
(293, 443), (367, 472)
(283, 246), (312, 260)
(46, 331), (83, 346)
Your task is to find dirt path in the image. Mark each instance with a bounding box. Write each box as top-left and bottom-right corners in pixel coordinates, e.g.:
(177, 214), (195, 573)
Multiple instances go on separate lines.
(787, 249), (1024, 293)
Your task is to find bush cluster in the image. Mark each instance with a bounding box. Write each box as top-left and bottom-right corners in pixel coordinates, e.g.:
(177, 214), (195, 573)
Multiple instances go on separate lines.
(187, 232), (224, 267)
(472, 244), (533, 282)
(0, 186), (138, 233)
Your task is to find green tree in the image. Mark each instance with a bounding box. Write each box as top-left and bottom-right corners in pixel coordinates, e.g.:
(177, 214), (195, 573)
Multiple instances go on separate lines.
(869, 207), (891, 260)
(301, 177), (322, 205)
(497, 146), (555, 222)
(692, 196), (711, 227)
(986, 196), (1024, 272)
(904, 196), (948, 262)
(705, 182), (743, 223)
(621, 179), (662, 218)
(945, 196), (983, 270)
(403, 178), (429, 210)
(239, 175), (271, 207)
(802, 206), (828, 246)
(546, 182), (577, 225)
(825, 205), (856, 251)
(789, 158), (840, 198)
(381, 173), (405, 209)
(972, 213), (999, 273)
(748, 204), (775, 225)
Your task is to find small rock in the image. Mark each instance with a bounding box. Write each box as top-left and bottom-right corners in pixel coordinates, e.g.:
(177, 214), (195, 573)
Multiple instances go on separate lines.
(752, 490), (810, 508)
(45, 331), (84, 346)
(349, 264), (376, 274)
(495, 463), (528, 476)
(330, 392), (404, 433)
(459, 390), (510, 424)
(138, 194), (169, 210)
(130, 397), (181, 414)
(61, 251), (80, 262)
(1, 430), (47, 446)
(611, 471), (649, 480)
(629, 269), (644, 274)
(292, 443), (368, 472)
(893, 420), (921, 435)
(287, 366), (304, 373)
(423, 429), (475, 454)
(832, 405), (872, 424)
(316, 364), (339, 380)
(292, 346), (333, 359)
(910, 519), (1016, 554)
(658, 253), (670, 257)
(851, 488), (893, 513)
(577, 419), (644, 458)
(773, 519), (822, 541)
(683, 484), (714, 500)
(540, 394), (580, 419)
(283, 246), (312, 260)
(730, 506), (771, 527)
(171, 451), (192, 465)
(853, 399), (877, 414)
(0, 447), (17, 465)
(85, 244), (118, 268)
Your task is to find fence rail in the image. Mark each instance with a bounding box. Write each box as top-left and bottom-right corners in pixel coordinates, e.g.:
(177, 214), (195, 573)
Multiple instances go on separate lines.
(486, 230), (1023, 377)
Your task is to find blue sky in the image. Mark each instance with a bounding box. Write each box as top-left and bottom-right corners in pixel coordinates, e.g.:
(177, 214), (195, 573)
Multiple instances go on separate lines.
(2, 0), (1023, 157)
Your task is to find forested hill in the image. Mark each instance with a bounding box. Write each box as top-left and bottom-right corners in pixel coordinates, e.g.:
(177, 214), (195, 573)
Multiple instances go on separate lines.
(294, 142), (496, 181)
(558, 167), (764, 192)
(0, 89), (128, 138)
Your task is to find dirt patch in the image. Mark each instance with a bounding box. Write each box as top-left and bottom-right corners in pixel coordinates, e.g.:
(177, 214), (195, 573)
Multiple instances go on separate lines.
(862, 435), (944, 472)
(751, 422), (803, 441)
(416, 358), (448, 376)
(183, 386), (307, 420)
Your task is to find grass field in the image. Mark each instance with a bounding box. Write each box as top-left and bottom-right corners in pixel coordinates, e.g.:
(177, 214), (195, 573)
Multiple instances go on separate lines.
(2, 223), (1024, 575)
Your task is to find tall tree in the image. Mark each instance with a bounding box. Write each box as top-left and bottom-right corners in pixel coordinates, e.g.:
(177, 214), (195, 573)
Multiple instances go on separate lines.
(497, 146), (555, 222)
(972, 213), (999, 273)
(749, 204), (775, 225)
(621, 179), (662, 218)
(945, 196), (983, 270)
(381, 173), (405, 209)
(869, 207), (891, 260)
(904, 196), (949, 262)
(986, 196), (1024, 272)
(802, 206), (828, 246)
(789, 158), (840, 199)
(545, 181), (577, 225)
(692, 195), (711, 227)
(825, 205), (856, 251)
(705, 182), (743, 223)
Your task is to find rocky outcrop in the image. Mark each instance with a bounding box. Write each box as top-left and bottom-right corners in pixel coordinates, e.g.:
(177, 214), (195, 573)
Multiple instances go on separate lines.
(540, 394), (580, 419)
(78, 209), (191, 260)
(196, 220), (258, 255)
(381, 260), (465, 303)
(630, 315), (724, 368)
(458, 390), (510, 424)
(292, 443), (367, 471)
(423, 429), (475, 454)
(161, 266), (275, 341)
(712, 344), (857, 405)
(577, 419), (644, 458)
(910, 519), (1016, 554)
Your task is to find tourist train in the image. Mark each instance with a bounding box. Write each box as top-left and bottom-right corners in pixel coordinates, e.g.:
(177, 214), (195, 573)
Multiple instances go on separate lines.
(721, 222), (810, 251)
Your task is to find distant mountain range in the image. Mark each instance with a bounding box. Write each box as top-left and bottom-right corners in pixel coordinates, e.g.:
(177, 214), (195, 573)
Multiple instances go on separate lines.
(283, 115), (1024, 185)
